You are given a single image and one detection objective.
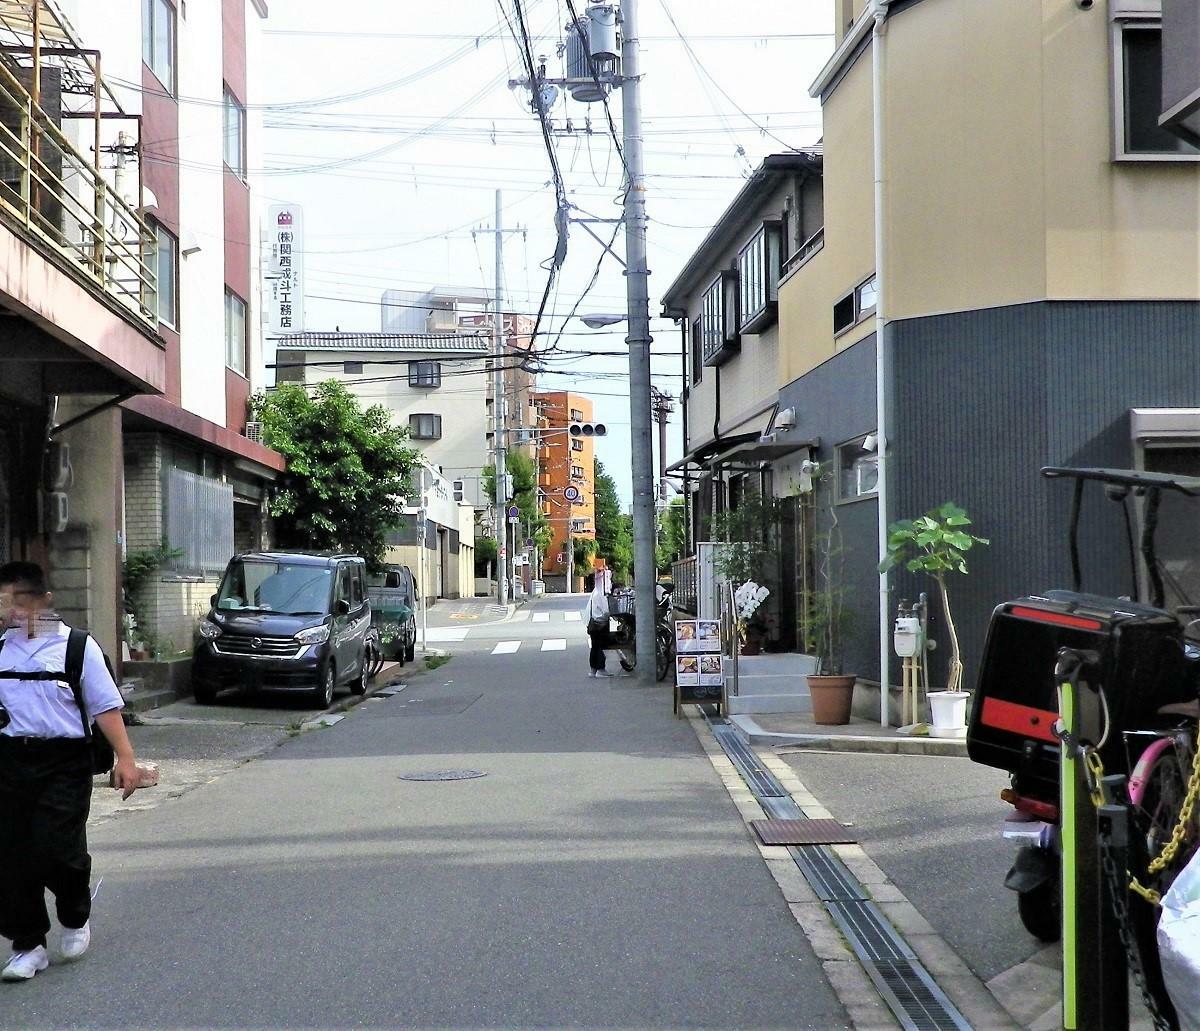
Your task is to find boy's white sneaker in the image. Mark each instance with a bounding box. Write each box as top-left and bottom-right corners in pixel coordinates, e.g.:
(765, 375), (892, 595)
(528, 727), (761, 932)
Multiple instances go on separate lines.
(2, 946), (48, 981)
(61, 922), (90, 960)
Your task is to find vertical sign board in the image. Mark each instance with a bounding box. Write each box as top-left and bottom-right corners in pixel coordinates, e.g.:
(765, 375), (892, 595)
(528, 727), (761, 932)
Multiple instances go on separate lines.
(267, 204), (304, 335)
(673, 618), (723, 716)
(1161, 0), (1200, 144)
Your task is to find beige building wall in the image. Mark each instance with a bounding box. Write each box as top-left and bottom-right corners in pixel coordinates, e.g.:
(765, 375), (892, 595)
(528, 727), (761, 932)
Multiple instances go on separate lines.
(779, 55), (877, 388)
(780, 0), (1200, 388)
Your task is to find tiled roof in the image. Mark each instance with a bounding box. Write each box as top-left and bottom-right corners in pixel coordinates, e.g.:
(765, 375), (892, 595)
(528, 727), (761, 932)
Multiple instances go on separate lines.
(277, 332), (490, 353)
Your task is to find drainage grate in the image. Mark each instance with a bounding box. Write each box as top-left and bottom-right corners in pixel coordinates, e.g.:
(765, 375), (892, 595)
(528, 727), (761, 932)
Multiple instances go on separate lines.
(398, 769), (487, 782)
(751, 818), (857, 846)
(711, 723), (788, 796)
(708, 717), (971, 1031)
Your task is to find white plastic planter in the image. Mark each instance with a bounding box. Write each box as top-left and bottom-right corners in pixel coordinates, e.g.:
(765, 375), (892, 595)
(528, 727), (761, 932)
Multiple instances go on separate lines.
(928, 690), (970, 739)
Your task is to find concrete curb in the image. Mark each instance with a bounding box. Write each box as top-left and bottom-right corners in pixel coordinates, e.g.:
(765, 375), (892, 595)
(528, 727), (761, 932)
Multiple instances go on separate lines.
(730, 714), (968, 757)
(687, 710), (1017, 1029)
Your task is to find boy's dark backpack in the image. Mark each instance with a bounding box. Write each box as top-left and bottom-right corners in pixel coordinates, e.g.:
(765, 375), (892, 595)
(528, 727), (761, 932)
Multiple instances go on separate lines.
(0, 628), (116, 774)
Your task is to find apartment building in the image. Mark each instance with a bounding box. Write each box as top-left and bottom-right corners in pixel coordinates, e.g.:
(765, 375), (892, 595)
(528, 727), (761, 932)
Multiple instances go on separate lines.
(671, 0), (1200, 715)
(533, 391), (598, 592)
(98, 0), (283, 654)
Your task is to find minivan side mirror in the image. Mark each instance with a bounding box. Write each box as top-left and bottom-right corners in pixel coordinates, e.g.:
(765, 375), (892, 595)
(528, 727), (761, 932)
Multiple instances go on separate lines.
(336, 599), (351, 616)
(211, 594), (218, 607)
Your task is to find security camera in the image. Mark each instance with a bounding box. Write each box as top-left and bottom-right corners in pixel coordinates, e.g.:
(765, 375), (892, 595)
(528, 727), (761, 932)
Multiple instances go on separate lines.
(861, 433), (878, 452)
(1075, 0), (1094, 9)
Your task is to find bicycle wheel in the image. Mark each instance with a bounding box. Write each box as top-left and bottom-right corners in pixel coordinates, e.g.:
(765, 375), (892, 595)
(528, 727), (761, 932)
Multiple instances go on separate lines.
(1135, 743), (1196, 891)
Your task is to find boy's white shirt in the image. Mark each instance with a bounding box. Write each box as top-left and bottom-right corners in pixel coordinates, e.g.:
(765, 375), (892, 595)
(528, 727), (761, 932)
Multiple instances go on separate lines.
(0, 621), (123, 739)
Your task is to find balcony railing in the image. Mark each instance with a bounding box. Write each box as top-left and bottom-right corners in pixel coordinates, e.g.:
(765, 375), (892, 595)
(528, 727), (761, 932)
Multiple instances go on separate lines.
(0, 58), (155, 326)
(782, 227), (825, 279)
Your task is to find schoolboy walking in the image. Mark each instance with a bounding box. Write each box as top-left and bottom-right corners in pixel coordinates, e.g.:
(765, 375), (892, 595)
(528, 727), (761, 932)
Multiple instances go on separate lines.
(0, 561), (141, 982)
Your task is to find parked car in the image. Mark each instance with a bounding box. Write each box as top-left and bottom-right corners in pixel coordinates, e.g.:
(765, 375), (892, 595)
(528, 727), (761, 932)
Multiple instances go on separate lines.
(192, 551), (373, 708)
(366, 565), (417, 664)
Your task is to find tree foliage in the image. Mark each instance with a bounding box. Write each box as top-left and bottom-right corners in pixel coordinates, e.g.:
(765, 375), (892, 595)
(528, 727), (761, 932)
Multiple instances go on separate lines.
(594, 460), (633, 582)
(656, 497), (687, 573)
(481, 451), (552, 554)
(881, 502), (989, 692)
(251, 382), (420, 571)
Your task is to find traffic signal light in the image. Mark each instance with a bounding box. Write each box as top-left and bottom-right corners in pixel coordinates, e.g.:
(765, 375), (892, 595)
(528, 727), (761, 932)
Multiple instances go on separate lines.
(568, 422), (607, 438)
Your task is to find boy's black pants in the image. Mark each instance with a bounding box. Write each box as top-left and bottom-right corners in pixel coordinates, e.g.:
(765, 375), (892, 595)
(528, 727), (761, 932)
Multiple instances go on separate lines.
(0, 737), (92, 951)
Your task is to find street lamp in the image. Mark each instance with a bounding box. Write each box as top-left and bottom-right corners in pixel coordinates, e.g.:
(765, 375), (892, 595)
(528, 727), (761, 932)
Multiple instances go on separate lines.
(580, 312), (626, 330)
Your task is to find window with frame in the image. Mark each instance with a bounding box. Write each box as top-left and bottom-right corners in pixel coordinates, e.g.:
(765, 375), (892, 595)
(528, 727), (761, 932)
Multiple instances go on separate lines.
(223, 87), (247, 177)
(408, 360), (441, 387)
(224, 289), (247, 375)
(837, 434), (879, 501)
(571, 464), (585, 480)
(343, 361), (363, 375)
(152, 220), (178, 329)
(142, 0), (175, 94)
(1116, 22), (1200, 158)
(739, 222), (783, 334)
(409, 413), (442, 439)
(571, 437), (584, 452)
(570, 407), (585, 422)
(350, 566), (364, 607)
(834, 274), (878, 335)
(701, 270), (740, 366)
(690, 317), (703, 386)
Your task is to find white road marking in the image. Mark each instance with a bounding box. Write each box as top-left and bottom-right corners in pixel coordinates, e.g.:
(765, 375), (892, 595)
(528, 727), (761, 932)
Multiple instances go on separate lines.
(424, 628), (470, 642)
(492, 641), (521, 655)
(563, 611), (581, 623)
(510, 610), (531, 622)
(532, 612), (550, 623)
(541, 639), (567, 652)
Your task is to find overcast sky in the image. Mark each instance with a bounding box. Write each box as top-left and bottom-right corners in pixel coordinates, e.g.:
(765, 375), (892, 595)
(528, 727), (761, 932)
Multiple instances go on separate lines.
(260, 0), (834, 505)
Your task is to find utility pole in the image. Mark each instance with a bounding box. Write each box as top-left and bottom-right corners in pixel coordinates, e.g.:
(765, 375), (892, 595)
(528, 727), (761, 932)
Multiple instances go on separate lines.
(650, 387), (675, 505)
(621, 0), (657, 685)
(492, 188), (509, 607)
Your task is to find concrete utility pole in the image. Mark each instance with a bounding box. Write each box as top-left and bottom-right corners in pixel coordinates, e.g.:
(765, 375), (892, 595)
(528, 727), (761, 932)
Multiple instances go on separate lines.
(621, 0), (657, 685)
(650, 387), (675, 505)
(492, 188), (509, 606)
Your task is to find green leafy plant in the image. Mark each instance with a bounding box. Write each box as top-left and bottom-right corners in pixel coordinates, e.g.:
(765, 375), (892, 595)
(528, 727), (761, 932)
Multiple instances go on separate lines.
(656, 496), (687, 573)
(880, 503), (989, 693)
(710, 491), (780, 587)
(799, 466), (854, 675)
(251, 381), (420, 571)
(573, 537), (598, 577)
(122, 542), (183, 651)
(424, 653), (452, 671)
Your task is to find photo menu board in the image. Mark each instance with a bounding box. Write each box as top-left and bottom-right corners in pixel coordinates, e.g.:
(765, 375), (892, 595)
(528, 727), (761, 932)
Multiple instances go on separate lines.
(674, 619), (724, 715)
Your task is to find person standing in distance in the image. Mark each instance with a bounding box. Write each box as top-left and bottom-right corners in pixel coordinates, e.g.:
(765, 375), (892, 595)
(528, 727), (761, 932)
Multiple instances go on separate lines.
(0, 561), (142, 982)
(585, 568), (613, 678)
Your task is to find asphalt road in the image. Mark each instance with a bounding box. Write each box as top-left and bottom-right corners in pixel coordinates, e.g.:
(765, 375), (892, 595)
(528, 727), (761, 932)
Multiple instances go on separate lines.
(6, 593), (848, 1029)
(776, 748), (1042, 983)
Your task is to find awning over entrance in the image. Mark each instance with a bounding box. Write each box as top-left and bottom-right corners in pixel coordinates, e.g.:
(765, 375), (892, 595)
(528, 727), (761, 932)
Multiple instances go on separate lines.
(665, 431), (760, 475)
(708, 436), (818, 469)
(123, 395), (286, 476)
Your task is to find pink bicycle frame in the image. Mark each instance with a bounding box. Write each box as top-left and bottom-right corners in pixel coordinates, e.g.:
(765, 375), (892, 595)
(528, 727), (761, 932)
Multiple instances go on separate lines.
(1128, 734), (1179, 807)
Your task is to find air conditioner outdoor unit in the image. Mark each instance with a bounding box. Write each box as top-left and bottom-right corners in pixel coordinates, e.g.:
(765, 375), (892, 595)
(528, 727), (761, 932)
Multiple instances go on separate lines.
(244, 421), (264, 444)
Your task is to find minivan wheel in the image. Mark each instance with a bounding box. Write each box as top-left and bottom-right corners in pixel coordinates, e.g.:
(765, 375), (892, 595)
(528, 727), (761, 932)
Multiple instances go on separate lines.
(313, 663), (335, 709)
(351, 652), (369, 695)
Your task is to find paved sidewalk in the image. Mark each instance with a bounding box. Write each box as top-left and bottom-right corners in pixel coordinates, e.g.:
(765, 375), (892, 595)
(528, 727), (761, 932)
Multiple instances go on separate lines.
(734, 712), (968, 756)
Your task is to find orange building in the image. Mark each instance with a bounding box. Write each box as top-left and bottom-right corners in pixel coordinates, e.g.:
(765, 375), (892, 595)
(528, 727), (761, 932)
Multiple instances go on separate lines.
(534, 391), (598, 591)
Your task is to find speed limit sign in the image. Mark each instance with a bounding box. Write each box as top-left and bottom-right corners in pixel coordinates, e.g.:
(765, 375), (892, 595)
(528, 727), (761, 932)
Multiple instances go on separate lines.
(564, 485), (582, 504)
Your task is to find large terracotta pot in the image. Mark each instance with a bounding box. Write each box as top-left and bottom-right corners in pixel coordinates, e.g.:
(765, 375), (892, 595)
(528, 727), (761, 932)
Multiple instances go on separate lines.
(808, 674), (856, 725)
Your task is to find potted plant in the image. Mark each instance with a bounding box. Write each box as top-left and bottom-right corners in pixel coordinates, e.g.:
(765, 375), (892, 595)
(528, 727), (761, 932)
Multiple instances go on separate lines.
(802, 470), (857, 725)
(881, 502), (988, 737)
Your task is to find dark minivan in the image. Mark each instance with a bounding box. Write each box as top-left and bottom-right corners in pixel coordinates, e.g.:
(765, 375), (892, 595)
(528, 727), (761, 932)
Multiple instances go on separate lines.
(192, 552), (372, 708)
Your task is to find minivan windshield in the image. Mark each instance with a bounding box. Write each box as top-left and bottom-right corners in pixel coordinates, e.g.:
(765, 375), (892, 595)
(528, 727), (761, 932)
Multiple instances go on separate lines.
(216, 560), (332, 616)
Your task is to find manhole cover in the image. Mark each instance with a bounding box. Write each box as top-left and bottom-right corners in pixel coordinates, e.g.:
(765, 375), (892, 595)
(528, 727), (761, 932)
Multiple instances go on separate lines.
(399, 769), (487, 782)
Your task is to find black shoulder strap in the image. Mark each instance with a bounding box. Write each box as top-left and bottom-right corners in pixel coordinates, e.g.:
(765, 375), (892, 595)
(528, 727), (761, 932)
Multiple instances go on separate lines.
(64, 628), (91, 741)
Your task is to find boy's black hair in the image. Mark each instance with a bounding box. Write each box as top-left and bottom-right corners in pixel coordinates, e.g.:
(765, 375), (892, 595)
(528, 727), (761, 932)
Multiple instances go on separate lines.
(0, 561), (49, 595)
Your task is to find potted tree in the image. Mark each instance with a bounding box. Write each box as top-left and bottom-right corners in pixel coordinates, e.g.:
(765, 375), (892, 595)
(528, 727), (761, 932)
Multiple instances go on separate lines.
(880, 503), (988, 737)
(802, 470), (856, 725)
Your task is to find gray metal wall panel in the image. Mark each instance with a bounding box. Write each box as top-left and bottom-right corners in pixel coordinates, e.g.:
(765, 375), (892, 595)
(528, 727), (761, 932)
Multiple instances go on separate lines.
(778, 337), (880, 680)
(890, 300), (1200, 690)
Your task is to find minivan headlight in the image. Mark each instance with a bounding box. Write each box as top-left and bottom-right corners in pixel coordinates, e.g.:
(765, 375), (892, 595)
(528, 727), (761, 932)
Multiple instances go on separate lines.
(198, 619), (223, 640)
(295, 624), (331, 645)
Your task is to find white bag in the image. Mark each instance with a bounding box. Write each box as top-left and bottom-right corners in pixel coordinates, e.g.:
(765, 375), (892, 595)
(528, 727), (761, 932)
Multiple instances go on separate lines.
(1157, 847), (1200, 1031)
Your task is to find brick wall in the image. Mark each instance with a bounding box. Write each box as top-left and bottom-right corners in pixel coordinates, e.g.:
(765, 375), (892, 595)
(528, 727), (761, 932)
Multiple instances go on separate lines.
(49, 527), (91, 633)
(136, 576), (220, 655)
(123, 432), (165, 552)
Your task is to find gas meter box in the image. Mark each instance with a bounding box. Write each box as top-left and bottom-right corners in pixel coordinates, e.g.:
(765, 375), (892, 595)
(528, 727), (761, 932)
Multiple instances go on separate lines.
(967, 590), (1193, 805)
(893, 616), (921, 657)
